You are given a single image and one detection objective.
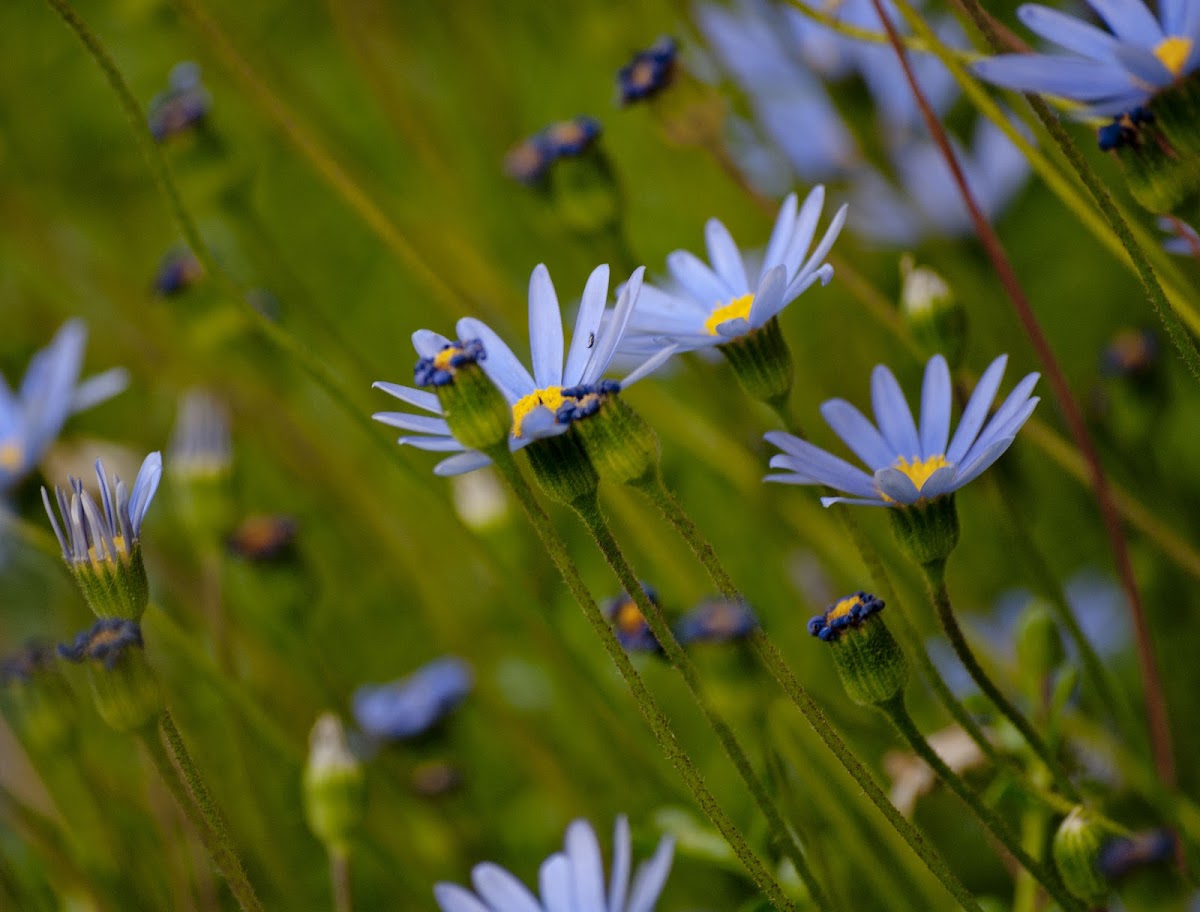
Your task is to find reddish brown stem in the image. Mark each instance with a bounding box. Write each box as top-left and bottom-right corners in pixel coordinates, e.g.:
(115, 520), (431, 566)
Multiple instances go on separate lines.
(866, 0), (1175, 787)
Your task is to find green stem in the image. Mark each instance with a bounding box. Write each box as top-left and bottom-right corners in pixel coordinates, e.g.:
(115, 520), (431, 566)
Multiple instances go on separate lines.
(626, 470), (980, 910)
(925, 568), (1079, 801)
(573, 492), (825, 911)
(486, 450), (792, 910)
(882, 696), (1084, 911)
(330, 849), (352, 912)
(145, 711), (264, 912)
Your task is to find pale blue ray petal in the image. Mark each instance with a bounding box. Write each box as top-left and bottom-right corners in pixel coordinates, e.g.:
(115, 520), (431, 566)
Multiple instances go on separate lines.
(796, 203), (848, 282)
(954, 436), (1017, 489)
(372, 381), (442, 414)
(871, 364), (921, 458)
(761, 193), (799, 275)
(765, 443), (877, 497)
(619, 345), (678, 388)
(565, 820), (608, 912)
(820, 399), (895, 470)
(820, 494), (890, 507)
(916, 464), (961, 500)
(1017, 5), (1120, 60)
(633, 282), (710, 318)
(434, 884), (491, 912)
(529, 264), (565, 388)
(625, 309), (706, 336)
(947, 354), (1008, 464)
(413, 329), (453, 359)
(457, 318), (535, 402)
(372, 412), (451, 434)
(1112, 44), (1174, 87)
(564, 265), (611, 385)
(714, 317), (751, 337)
(764, 471), (814, 485)
(129, 452), (163, 532)
(667, 250), (734, 307)
(540, 854), (572, 912)
(919, 355), (953, 459)
(1161, 0), (1196, 34)
(778, 186), (826, 280)
(972, 55), (1138, 99)
(1082, 89), (1159, 116)
(583, 268), (645, 385)
(705, 219), (750, 294)
(874, 467), (922, 505)
(608, 816), (631, 912)
(973, 371), (1040, 448)
(70, 368), (128, 414)
(962, 397), (1039, 468)
(748, 265), (787, 328)
(434, 451), (494, 476)
(472, 863), (542, 912)
(1084, 0), (1164, 45)
(398, 436), (464, 452)
(782, 263), (835, 303)
(627, 836), (675, 912)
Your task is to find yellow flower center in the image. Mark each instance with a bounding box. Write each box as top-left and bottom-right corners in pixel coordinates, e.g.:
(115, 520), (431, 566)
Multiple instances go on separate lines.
(88, 534), (130, 568)
(826, 595), (864, 624)
(615, 600), (646, 635)
(511, 386), (566, 438)
(432, 347), (459, 371)
(893, 454), (949, 493)
(704, 292), (755, 335)
(1154, 36), (1194, 77)
(0, 441), (22, 471)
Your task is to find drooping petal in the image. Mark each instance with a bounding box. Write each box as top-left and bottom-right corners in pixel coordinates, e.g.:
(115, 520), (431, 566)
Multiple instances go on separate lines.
(457, 318), (536, 402)
(372, 412), (451, 435)
(434, 451), (494, 477)
(372, 381), (442, 414)
(918, 355), (953, 459)
(397, 435), (465, 452)
(618, 345), (678, 389)
(529, 264), (565, 388)
(564, 265), (612, 386)
(947, 355), (1008, 464)
(820, 399), (895, 470)
(819, 494), (890, 507)
(705, 219), (750, 294)
(870, 364), (921, 459)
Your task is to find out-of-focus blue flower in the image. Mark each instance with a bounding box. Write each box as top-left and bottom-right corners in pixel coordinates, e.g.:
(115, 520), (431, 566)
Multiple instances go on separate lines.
(42, 453), (163, 567)
(1064, 569), (1132, 659)
(618, 37), (679, 104)
(352, 657), (473, 741)
(226, 514), (298, 561)
(973, 0), (1200, 117)
(1100, 327), (1159, 377)
(675, 598), (758, 644)
(848, 116), (1031, 245)
(59, 617), (144, 670)
(619, 189), (846, 355)
(148, 62), (211, 142)
(1159, 215), (1200, 255)
(504, 117), (604, 184)
(1099, 828), (1176, 880)
(374, 265), (675, 477)
(169, 390), (232, 479)
(605, 583), (663, 653)
(435, 815), (674, 912)
(765, 354), (1039, 507)
(154, 248), (205, 295)
(1, 321), (127, 496)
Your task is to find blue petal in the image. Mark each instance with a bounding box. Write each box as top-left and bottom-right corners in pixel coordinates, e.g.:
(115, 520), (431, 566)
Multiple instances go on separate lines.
(1161, 0), (1197, 35)
(539, 854), (572, 912)
(820, 398), (895, 470)
(397, 436), (464, 452)
(764, 433), (877, 497)
(705, 219), (750, 294)
(953, 436), (1017, 489)
(919, 355), (953, 459)
(1112, 44), (1174, 87)
(128, 452), (163, 533)
(373, 412), (451, 434)
(874, 467), (921, 504)
(412, 329), (452, 359)
(778, 185), (825, 280)
(947, 355), (1008, 464)
(433, 884), (490, 912)
(964, 396), (1039, 468)
(761, 193), (799, 276)
(563, 265), (611, 386)
(620, 344), (678, 388)
(1017, 4), (1120, 60)
(457, 317), (535, 402)
(1083, 0), (1164, 46)
(372, 381), (442, 414)
(747, 265), (787, 328)
(870, 364), (921, 459)
(820, 494), (890, 507)
(565, 820), (608, 912)
(794, 203), (847, 290)
(472, 863), (541, 912)
(70, 368), (128, 415)
(583, 267), (645, 385)
(917, 464), (961, 500)
(434, 451), (493, 476)
(608, 816), (631, 912)
(628, 835), (675, 912)
(667, 250), (734, 307)
(528, 264), (565, 388)
(972, 54), (1138, 100)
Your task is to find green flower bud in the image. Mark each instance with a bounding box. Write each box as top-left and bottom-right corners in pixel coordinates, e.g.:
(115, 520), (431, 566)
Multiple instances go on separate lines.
(718, 316), (794, 411)
(900, 256), (967, 369)
(304, 713), (365, 854)
(524, 429), (600, 507)
(1053, 807), (1115, 907)
(1107, 76), (1200, 215)
(59, 619), (163, 734)
(566, 387), (661, 487)
(888, 494), (960, 573)
(809, 592), (908, 706)
(0, 643), (79, 754)
(169, 390), (235, 542)
(418, 340), (512, 452)
(1015, 600), (1065, 684)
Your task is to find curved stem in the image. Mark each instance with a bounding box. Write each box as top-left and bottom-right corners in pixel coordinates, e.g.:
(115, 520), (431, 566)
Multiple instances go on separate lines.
(882, 697), (1085, 911)
(486, 450), (793, 910)
(624, 473), (981, 911)
(330, 849), (352, 912)
(572, 493), (824, 911)
(925, 569), (1078, 801)
(142, 713), (263, 912)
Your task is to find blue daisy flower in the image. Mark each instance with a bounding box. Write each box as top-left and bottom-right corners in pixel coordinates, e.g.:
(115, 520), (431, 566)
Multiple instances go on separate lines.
(618, 189), (846, 355)
(617, 37), (678, 105)
(765, 354), (1040, 506)
(973, 0), (1200, 117)
(434, 815), (674, 912)
(2, 320), (127, 496)
(352, 657), (473, 741)
(605, 583), (663, 654)
(374, 265), (676, 477)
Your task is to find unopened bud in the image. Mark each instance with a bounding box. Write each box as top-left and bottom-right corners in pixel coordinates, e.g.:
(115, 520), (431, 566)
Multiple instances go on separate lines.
(900, 257), (966, 369)
(304, 713), (365, 854)
(809, 592), (907, 706)
(1015, 600), (1064, 685)
(1053, 807), (1115, 906)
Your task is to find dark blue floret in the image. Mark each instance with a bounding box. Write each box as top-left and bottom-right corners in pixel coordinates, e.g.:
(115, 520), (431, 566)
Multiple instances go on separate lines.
(540, 117), (602, 158)
(59, 618), (144, 670)
(810, 592), (885, 642)
(617, 36), (678, 105)
(147, 63), (211, 142)
(1100, 328), (1158, 378)
(807, 616), (827, 636)
(414, 340), (485, 388)
(605, 582), (663, 654)
(154, 249), (203, 295)
(1098, 828), (1176, 880)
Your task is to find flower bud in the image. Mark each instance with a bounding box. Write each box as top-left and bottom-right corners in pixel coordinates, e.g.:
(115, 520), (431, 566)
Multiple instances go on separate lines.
(59, 619), (163, 734)
(900, 256), (967, 370)
(1015, 600), (1065, 685)
(1105, 81), (1200, 215)
(887, 494), (960, 573)
(717, 316), (794, 410)
(419, 340), (511, 452)
(565, 384), (660, 487)
(0, 643), (79, 754)
(1053, 807), (1114, 907)
(169, 390), (234, 541)
(809, 592), (908, 706)
(304, 713), (365, 854)
(524, 429), (600, 507)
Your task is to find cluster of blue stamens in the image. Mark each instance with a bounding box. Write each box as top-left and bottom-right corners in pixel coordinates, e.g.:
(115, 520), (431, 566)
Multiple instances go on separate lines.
(808, 592), (884, 642)
(414, 339), (486, 388)
(59, 618), (144, 670)
(617, 37), (678, 105)
(504, 116), (603, 184)
(555, 379), (621, 424)
(1097, 107), (1154, 152)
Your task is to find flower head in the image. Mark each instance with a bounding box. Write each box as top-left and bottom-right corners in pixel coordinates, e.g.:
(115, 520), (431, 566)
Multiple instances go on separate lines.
(154, 248), (205, 296)
(620, 189), (846, 354)
(169, 390), (232, 480)
(973, 0), (1200, 117)
(765, 354), (1039, 507)
(148, 62), (211, 142)
(504, 117), (604, 184)
(675, 598), (758, 644)
(59, 617), (144, 669)
(605, 583), (663, 654)
(435, 815), (674, 912)
(808, 591), (885, 643)
(374, 265), (675, 476)
(59, 618), (162, 733)
(1, 320), (127, 496)
(617, 37), (679, 104)
(352, 657), (472, 741)
(809, 591), (908, 705)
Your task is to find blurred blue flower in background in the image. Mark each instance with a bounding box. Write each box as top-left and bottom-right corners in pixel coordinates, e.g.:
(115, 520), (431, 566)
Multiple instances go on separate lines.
(617, 37), (679, 105)
(1, 320), (127, 497)
(765, 354), (1039, 506)
(621, 189), (845, 354)
(675, 598), (758, 644)
(148, 62), (212, 142)
(504, 117), (604, 183)
(435, 815), (674, 912)
(154, 248), (205, 296)
(353, 657), (473, 741)
(1159, 215), (1200, 256)
(605, 583), (663, 654)
(1100, 327), (1159, 377)
(973, 0), (1200, 117)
